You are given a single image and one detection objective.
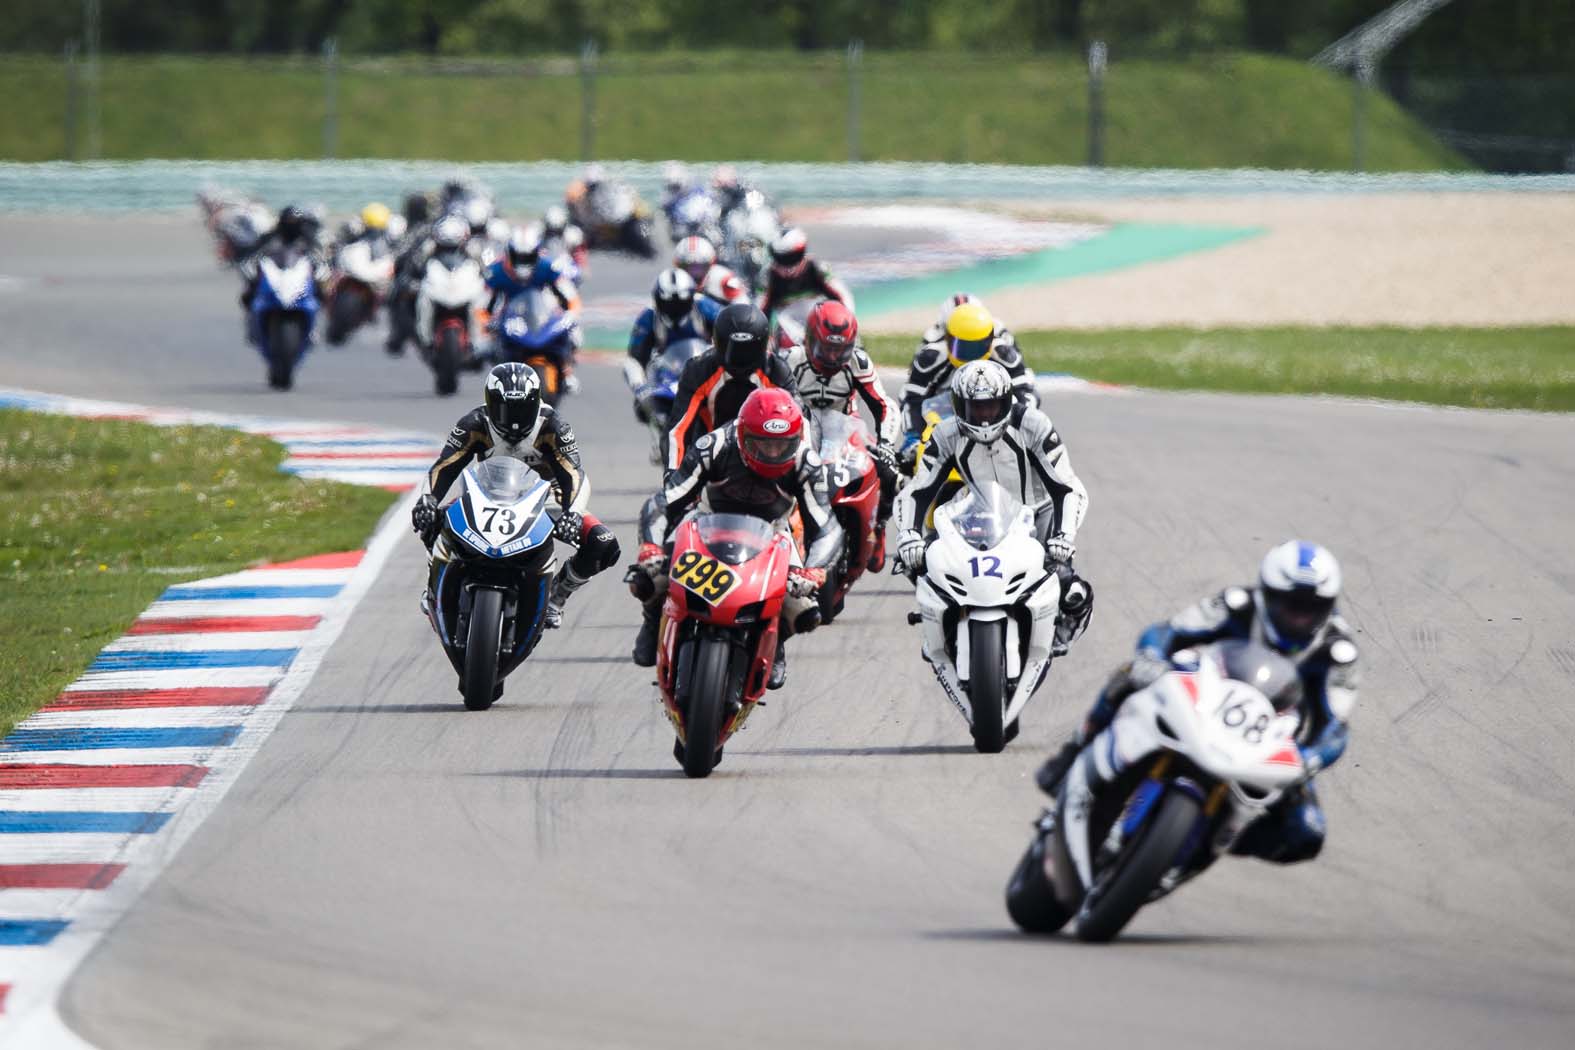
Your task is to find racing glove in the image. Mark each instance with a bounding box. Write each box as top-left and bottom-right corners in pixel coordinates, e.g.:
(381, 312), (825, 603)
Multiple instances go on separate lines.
(552, 510), (583, 545)
(870, 441), (898, 477)
(897, 530), (926, 576)
(1129, 651), (1172, 689)
(786, 565), (826, 598)
(1044, 535), (1075, 567)
(635, 542), (668, 577)
(411, 494), (439, 542)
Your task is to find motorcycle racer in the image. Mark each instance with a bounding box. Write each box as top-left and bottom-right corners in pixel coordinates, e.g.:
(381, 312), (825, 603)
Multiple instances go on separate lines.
(628, 268), (710, 372)
(895, 359), (1092, 657)
(1036, 541), (1357, 865)
(673, 235), (748, 324)
(237, 204), (329, 315)
(782, 300), (902, 571)
(540, 204), (589, 273)
(484, 224), (584, 389)
(663, 302), (795, 472)
(900, 297), (1036, 458)
(629, 387), (841, 687)
(411, 363), (620, 631)
(758, 228), (854, 317)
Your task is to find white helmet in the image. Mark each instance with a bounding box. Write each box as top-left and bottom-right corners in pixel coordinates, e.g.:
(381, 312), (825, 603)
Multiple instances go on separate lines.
(432, 214), (468, 249)
(542, 204), (570, 233)
(584, 163), (607, 186)
(673, 235), (717, 282)
(1256, 541), (1342, 653)
(950, 359), (1014, 444)
(662, 160), (689, 191)
(463, 196), (493, 235)
(653, 267), (697, 325)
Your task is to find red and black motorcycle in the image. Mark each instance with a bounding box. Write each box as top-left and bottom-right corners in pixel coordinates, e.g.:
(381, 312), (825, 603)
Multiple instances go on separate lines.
(812, 410), (880, 625)
(657, 512), (792, 778)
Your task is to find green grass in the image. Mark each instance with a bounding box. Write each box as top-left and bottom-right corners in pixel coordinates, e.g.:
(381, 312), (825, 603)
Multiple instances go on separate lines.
(0, 411), (398, 737)
(0, 50), (1466, 170)
(864, 327), (1575, 412)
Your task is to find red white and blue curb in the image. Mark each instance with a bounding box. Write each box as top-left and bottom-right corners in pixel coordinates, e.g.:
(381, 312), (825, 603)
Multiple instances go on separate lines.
(0, 389), (418, 1046)
(0, 386), (440, 493)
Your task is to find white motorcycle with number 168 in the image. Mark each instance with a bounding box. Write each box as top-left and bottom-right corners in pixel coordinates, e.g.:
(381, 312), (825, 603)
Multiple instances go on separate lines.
(906, 482), (1061, 753)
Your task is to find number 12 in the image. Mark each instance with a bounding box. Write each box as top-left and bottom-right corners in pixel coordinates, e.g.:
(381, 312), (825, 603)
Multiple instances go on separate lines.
(969, 555), (1002, 578)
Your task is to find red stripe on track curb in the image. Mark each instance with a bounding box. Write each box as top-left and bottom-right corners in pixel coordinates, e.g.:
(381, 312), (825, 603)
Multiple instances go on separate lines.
(0, 764), (209, 789)
(127, 615), (321, 635)
(47, 687), (271, 711)
(0, 984), (8, 1014)
(255, 550), (364, 571)
(0, 863), (126, 890)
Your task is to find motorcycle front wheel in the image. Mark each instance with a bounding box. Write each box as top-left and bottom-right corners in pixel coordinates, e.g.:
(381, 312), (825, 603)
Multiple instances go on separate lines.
(266, 314), (304, 391)
(1006, 826), (1073, 934)
(679, 634), (731, 779)
(326, 286), (366, 346)
(462, 587), (505, 711)
(1075, 790), (1200, 943)
(434, 325), (461, 396)
(968, 618), (1008, 753)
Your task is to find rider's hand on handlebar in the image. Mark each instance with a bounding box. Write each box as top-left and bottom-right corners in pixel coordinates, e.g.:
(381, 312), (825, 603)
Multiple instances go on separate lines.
(786, 565), (826, 598)
(412, 494), (438, 543)
(636, 542), (668, 576)
(897, 530), (926, 578)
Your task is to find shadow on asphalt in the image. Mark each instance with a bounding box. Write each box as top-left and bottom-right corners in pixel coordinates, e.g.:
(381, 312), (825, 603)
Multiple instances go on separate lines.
(472, 768), (683, 780)
(923, 928), (1278, 947)
(736, 744), (978, 757)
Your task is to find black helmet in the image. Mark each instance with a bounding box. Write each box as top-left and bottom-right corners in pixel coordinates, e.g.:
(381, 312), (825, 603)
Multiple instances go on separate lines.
(653, 268), (696, 326)
(403, 192), (430, 226)
(482, 362), (543, 444)
(276, 204), (310, 241)
(713, 302), (770, 378)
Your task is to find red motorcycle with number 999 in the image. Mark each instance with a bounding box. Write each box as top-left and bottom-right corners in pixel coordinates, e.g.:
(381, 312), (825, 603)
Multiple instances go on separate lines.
(657, 512), (793, 778)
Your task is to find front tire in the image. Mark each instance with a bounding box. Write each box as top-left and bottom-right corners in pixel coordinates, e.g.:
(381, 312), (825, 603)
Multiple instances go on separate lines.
(1075, 791), (1200, 943)
(968, 618), (1007, 753)
(680, 635), (731, 779)
(434, 325), (461, 396)
(325, 287), (365, 346)
(462, 588), (505, 711)
(1006, 827), (1073, 934)
(266, 314), (304, 391)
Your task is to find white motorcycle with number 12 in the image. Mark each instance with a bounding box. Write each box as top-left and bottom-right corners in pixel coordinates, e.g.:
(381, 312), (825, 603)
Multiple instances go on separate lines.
(913, 482), (1060, 753)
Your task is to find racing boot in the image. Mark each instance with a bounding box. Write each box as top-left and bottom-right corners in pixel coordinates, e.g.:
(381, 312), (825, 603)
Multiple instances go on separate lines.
(542, 564), (589, 629)
(768, 638), (788, 690)
(1052, 575), (1093, 658)
(632, 604), (661, 667)
(1034, 737), (1083, 797)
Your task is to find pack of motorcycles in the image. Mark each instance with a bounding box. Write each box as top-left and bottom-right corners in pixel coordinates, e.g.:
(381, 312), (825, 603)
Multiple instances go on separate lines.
(199, 178), (1320, 942)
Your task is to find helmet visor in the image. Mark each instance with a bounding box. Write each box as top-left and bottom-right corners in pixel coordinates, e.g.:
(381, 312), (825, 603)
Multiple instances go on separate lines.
(959, 393), (1011, 430)
(1264, 590), (1335, 645)
(486, 391), (539, 439)
(743, 433), (798, 466)
(723, 341), (765, 376)
(949, 335), (992, 363)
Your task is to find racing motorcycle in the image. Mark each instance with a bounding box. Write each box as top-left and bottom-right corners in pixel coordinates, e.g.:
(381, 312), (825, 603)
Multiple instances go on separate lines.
(416, 243), (488, 396)
(623, 336), (708, 465)
(902, 482), (1060, 753)
(657, 513), (793, 778)
(811, 410), (880, 624)
(720, 189), (779, 295)
(324, 237), (396, 346)
(496, 289), (579, 406)
(663, 185), (722, 246)
(198, 188), (273, 266)
(567, 181), (658, 259)
(422, 457), (559, 711)
(768, 298), (818, 360)
(245, 244), (319, 391)
(1005, 641), (1307, 942)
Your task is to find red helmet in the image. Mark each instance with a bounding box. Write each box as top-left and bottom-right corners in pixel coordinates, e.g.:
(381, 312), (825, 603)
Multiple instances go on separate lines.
(736, 387), (803, 480)
(805, 299), (859, 376)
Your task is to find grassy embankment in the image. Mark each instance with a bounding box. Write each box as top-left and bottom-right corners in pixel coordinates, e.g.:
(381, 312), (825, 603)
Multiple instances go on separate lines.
(0, 411), (397, 737)
(864, 328), (1575, 412)
(0, 50), (1464, 170)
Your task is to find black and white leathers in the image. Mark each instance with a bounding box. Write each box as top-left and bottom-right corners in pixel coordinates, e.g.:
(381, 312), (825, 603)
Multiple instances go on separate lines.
(901, 323), (1036, 435)
(895, 407), (1088, 543)
(783, 343), (902, 448)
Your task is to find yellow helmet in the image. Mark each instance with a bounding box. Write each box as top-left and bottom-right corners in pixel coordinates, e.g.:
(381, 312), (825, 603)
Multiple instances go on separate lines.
(359, 202), (391, 231)
(944, 301), (995, 364)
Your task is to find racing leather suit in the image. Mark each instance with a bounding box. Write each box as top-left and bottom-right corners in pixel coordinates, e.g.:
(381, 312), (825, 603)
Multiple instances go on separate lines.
(627, 307), (710, 371)
(636, 422), (843, 637)
(895, 409), (1093, 651)
(1069, 588), (1359, 864)
(783, 343), (903, 531)
(901, 323), (1036, 438)
(238, 230), (327, 312)
(664, 347), (796, 472)
(759, 259), (853, 316)
(483, 255), (581, 316)
(422, 406), (619, 586)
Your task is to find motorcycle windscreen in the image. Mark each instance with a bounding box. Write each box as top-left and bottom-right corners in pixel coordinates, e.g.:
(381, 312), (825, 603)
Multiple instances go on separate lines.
(940, 481), (1023, 551)
(693, 513), (776, 566)
(653, 338), (708, 386)
(471, 457), (537, 502)
(815, 411), (872, 469)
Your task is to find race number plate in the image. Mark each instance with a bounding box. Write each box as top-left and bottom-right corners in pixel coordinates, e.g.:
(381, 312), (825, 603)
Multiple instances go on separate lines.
(671, 550), (740, 603)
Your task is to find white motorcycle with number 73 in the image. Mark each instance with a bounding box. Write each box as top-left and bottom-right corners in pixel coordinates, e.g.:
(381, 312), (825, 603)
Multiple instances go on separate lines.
(902, 481), (1061, 753)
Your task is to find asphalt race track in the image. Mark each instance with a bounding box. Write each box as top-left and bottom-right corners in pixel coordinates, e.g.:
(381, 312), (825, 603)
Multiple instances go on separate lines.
(3, 215), (1574, 1049)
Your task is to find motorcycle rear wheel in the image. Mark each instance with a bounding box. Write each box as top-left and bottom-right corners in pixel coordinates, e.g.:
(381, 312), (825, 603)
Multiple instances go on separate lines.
(1006, 828), (1073, 934)
(267, 314), (304, 391)
(968, 618), (1008, 753)
(462, 588), (505, 711)
(434, 326), (461, 396)
(1075, 791), (1200, 943)
(680, 635), (731, 779)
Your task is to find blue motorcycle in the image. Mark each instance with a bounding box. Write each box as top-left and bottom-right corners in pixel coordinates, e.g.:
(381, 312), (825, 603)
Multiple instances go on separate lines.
(423, 457), (558, 711)
(246, 244), (320, 390)
(632, 336), (708, 464)
(496, 288), (579, 406)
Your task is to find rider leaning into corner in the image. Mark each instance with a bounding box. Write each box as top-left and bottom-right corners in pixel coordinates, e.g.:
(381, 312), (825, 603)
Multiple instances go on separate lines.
(900, 295), (1035, 464)
(411, 363), (621, 631)
(894, 359), (1093, 658)
(757, 227), (854, 317)
(781, 299), (903, 571)
(1037, 541), (1358, 864)
(629, 387), (841, 689)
